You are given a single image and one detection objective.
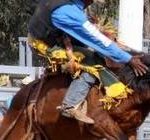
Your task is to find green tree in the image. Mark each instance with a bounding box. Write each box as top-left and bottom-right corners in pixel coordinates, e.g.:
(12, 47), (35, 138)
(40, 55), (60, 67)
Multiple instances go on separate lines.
(0, 0), (39, 65)
(88, 0), (119, 24)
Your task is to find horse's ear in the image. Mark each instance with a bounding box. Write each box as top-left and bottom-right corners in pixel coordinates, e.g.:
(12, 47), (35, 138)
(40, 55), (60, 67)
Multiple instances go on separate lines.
(105, 57), (124, 70)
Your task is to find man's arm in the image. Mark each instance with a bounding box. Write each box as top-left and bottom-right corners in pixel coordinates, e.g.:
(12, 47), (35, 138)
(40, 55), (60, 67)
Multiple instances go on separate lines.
(51, 3), (148, 75)
(51, 4), (131, 63)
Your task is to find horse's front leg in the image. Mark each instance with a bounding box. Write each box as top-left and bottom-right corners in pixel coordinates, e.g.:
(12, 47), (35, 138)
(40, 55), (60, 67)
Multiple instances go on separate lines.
(128, 132), (137, 140)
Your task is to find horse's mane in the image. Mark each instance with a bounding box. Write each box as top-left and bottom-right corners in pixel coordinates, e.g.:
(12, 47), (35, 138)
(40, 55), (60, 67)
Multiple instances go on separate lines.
(117, 54), (150, 93)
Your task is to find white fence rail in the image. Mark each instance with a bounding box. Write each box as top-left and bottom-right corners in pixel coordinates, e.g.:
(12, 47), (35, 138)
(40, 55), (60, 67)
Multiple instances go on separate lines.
(0, 65), (37, 80)
(0, 65), (44, 101)
(0, 87), (19, 101)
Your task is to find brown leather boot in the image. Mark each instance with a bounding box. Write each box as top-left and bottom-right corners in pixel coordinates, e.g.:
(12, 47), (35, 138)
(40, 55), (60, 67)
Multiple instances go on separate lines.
(61, 107), (94, 124)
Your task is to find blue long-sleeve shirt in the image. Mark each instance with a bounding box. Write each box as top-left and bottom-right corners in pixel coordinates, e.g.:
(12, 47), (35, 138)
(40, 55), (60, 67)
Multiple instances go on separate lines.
(51, 0), (132, 63)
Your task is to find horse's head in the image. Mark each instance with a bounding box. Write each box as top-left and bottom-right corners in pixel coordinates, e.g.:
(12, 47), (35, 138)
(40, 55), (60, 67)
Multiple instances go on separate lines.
(105, 53), (150, 94)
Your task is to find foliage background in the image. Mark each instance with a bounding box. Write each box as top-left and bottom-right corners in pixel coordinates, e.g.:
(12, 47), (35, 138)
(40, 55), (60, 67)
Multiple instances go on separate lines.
(0, 0), (39, 65)
(0, 0), (149, 65)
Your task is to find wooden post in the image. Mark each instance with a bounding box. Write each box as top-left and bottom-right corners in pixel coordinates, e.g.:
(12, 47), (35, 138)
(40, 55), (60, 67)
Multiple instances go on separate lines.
(118, 0), (144, 51)
(19, 37), (32, 66)
(19, 37), (26, 66)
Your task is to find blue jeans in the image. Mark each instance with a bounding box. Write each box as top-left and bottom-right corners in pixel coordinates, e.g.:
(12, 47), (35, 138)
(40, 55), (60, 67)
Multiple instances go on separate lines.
(62, 72), (96, 107)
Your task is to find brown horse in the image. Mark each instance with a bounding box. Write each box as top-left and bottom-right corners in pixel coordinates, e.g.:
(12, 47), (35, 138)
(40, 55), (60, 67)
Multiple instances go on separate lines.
(0, 54), (150, 140)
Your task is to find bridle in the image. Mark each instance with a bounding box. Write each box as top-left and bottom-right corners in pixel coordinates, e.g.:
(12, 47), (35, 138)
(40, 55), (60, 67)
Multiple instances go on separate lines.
(0, 75), (49, 140)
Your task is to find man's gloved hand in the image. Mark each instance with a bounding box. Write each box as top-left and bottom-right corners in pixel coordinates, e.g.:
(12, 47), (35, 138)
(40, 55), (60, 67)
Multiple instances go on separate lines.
(129, 55), (149, 76)
(66, 59), (80, 74)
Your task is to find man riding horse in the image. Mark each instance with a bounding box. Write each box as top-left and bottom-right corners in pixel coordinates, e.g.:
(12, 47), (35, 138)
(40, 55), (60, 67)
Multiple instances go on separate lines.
(28, 0), (148, 124)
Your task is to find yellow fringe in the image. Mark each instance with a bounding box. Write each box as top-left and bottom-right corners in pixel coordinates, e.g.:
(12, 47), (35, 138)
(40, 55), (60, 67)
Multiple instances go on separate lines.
(105, 82), (133, 98)
(100, 82), (133, 110)
(28, 36), (48, 55)
(0, 75), (9, 86)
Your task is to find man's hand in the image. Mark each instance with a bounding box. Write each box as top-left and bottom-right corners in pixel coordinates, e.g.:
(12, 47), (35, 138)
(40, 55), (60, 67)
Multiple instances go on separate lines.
(66, 59), (80, 74)
(129, 55), (148, 76)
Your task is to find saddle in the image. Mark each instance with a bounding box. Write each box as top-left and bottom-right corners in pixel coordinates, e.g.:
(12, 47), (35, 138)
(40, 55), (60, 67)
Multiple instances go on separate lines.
(28, 36), (133, 110)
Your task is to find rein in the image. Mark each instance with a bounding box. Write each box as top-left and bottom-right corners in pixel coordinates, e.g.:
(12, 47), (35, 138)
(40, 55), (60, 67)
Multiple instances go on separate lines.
(0, 75), (49, 140)
(0, 80), (38, 140)
(22, 74), (49, 140)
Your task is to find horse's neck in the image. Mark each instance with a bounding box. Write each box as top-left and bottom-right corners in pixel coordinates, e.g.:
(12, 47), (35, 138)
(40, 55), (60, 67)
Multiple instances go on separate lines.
(105, 64), (150, 110)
